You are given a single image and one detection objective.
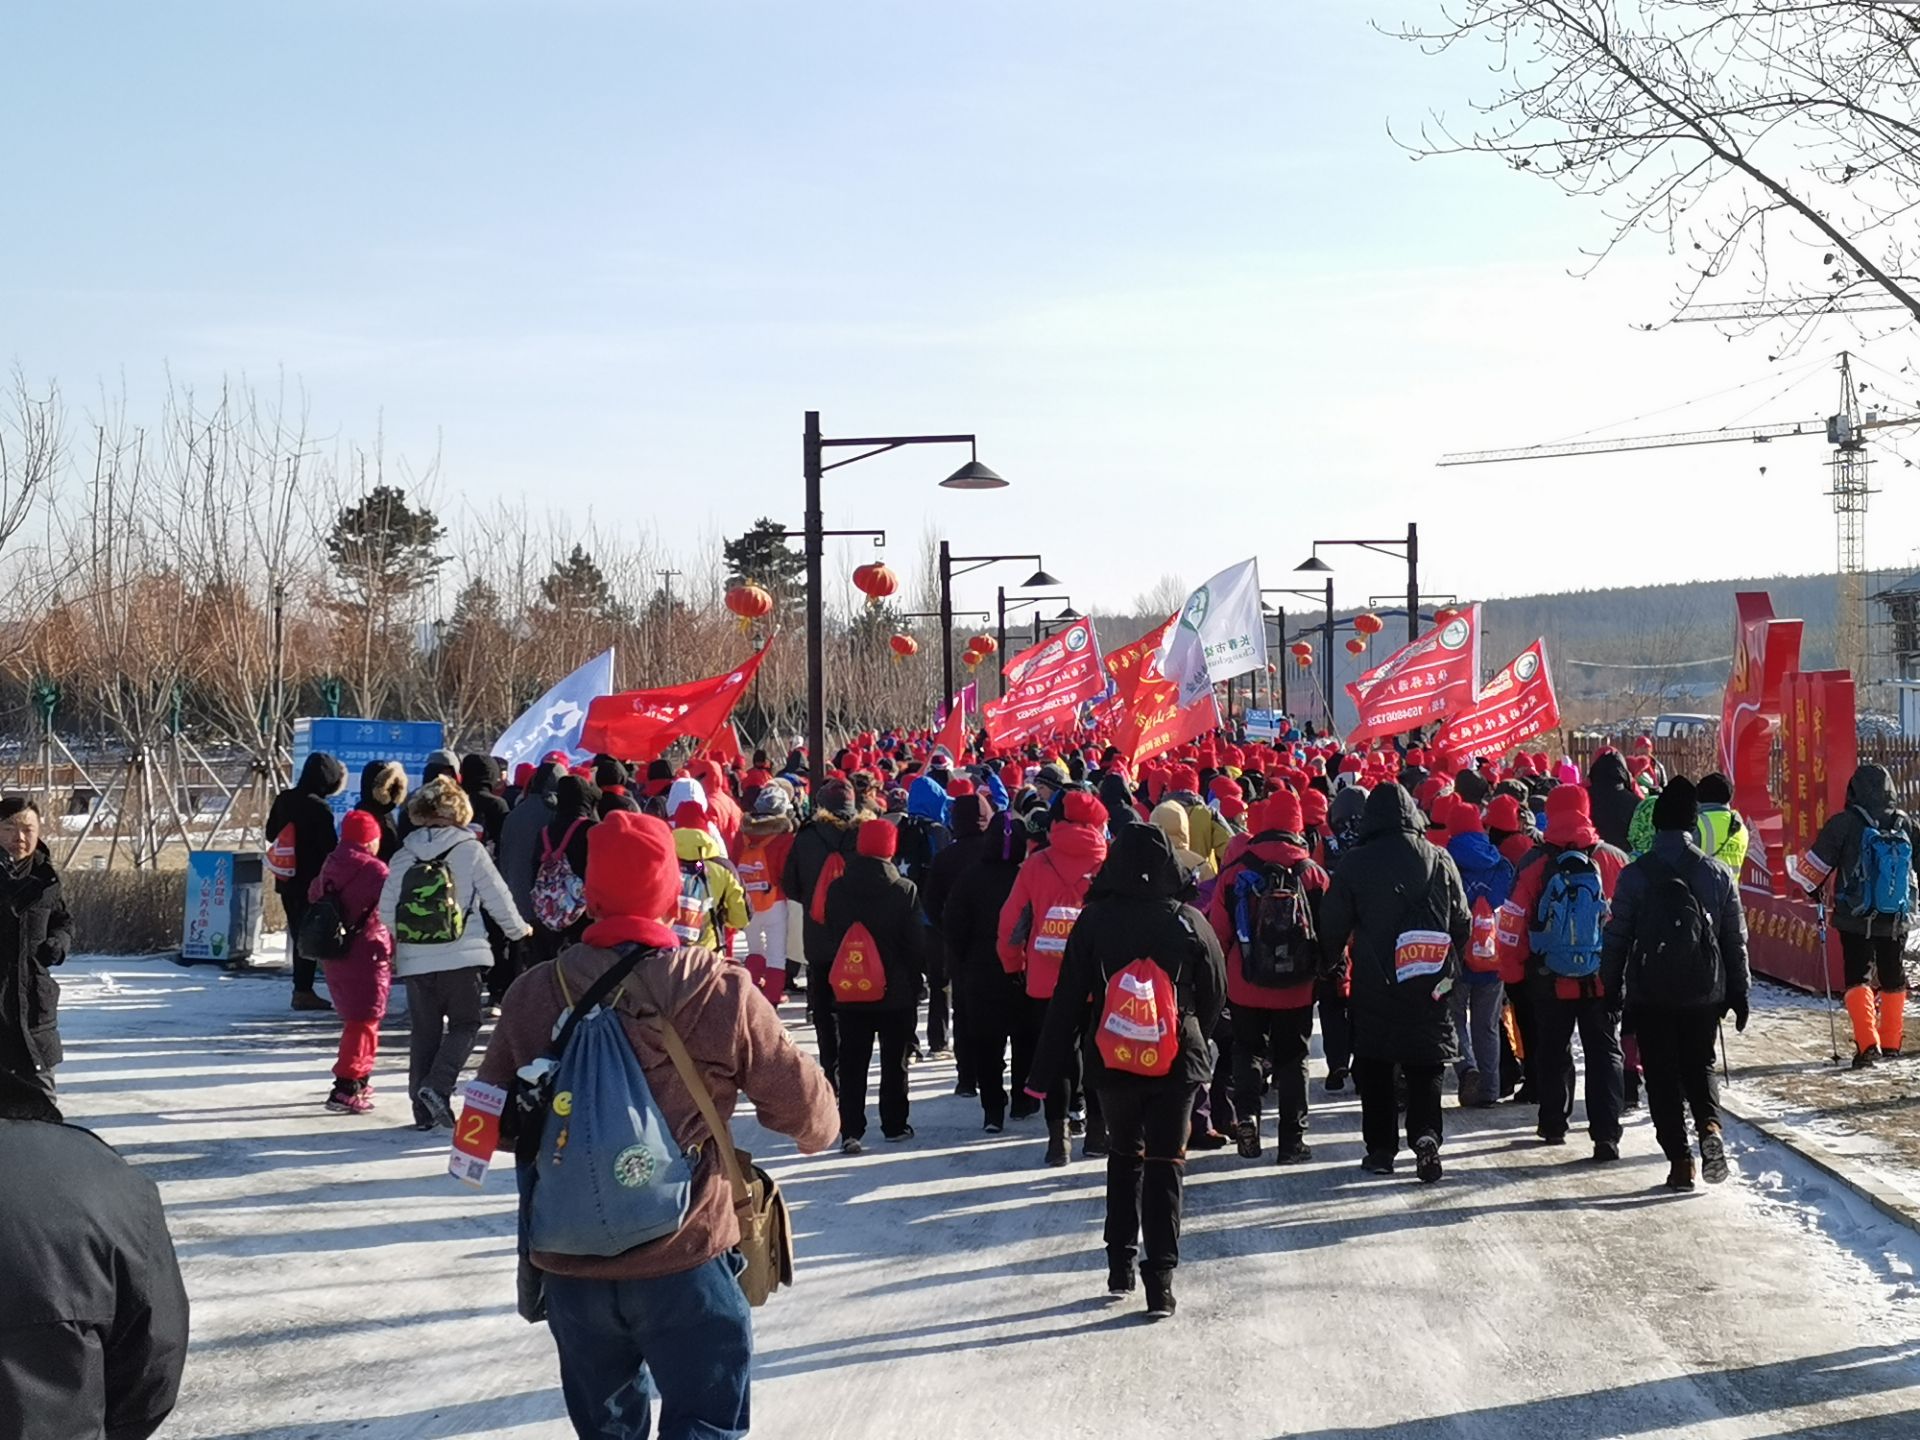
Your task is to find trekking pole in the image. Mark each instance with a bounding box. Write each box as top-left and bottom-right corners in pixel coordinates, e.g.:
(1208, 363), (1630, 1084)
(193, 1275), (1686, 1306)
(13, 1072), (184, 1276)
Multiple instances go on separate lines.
(1718, 1017), (1731, 1084)
(1817, 895), (1842, 1066)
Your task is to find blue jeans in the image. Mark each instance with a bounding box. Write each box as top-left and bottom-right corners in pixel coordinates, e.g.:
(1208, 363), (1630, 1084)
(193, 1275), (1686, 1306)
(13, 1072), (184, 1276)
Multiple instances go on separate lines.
(543, 1255), (752, 1440)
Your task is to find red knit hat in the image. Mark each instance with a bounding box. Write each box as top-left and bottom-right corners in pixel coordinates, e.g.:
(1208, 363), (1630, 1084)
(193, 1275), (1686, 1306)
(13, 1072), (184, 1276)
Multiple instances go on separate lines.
(340, 810), (382, 851)
(672, 801), (708, 830)
(513, 763), (535, 790)
(1547, 785), (1591, 821)
(857, 819), (898, 859)
(586, 812), (680, 923)
(1485, 795), (1527, 833)
(1062, 790), (1106, 827)
(1257, 789), (1303, 835)
(1300, 789), (1329, 826)
(1447, 797), (1485, 835)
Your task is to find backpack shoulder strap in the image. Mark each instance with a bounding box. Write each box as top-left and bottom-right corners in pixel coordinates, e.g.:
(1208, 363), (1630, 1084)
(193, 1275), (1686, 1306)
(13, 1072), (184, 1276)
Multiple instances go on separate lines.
(654, 1013), (752, 1209)
(548, 943), (657, 1059)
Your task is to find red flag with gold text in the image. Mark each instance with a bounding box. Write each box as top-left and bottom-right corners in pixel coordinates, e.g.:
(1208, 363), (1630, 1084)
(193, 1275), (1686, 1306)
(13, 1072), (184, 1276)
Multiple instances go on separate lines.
(1344, 606), (1482, 744)
(1435, 639), (1559, 761)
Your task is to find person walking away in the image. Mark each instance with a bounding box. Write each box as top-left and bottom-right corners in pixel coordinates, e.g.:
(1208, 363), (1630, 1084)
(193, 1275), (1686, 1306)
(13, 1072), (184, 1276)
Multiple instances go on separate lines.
(922, 791), (996, 1097)
(941, 811), (1031, 1131)
(779, 779), (865, 1085)
(894, 774), (953, 1052)
(0, 1071), (188, 1440)
(460, 755), (518, 1003)
(352, 759), (410, 862)
(735, 786), (798, 1004)
(1790, 761), (1920, 1066)
(1029, 824), (1225, 1318)
(670, 803), (748, 953)
(1444, 797), (1515, 1109)
(265, 751), (346, 1011)
(533, 777), (599, 962)
(1318, 783), (1470, 1182)
(1694, 773), (1750, 876)
(307, 810), (394, 1114)
(999, 788), (1110, 1166)
(1604, 778), (1751, 1190)
(0, 799), (71, 1100)
(499, 760), (567, 938)
(1206, 789), (1328, 1163)
(1150, 801), (1216, 884)
(379, 777), (533, 1129)
(1501, 785), (1629, 1155)
(821, 821), (927, 1152)
(1586, 750), (1639, 854)
(477, 810), (837, 1440)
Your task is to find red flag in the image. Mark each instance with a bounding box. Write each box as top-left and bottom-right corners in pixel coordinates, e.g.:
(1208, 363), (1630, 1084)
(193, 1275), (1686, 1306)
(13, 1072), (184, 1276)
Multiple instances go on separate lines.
(1435, 639), (1560, 761)
(933, 688), (969, 758)
(581, 646), (771, 762)
(1344, 605), (1482, 744)
(984, 618), (1106, 748)
(1106, 616), (1220, 765)
(701, 720), (746, 767)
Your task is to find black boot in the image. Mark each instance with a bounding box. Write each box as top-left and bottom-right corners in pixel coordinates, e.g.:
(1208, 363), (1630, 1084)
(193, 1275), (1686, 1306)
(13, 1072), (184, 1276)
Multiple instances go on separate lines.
(1044, 1122), (1069, 1168)
(1144, 1271), (1176, 1320)
(1106, 1259), (1136, 1295)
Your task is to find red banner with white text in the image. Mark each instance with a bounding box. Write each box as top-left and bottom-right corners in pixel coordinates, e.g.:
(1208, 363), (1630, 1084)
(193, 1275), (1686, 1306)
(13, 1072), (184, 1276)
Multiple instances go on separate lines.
(984, 618), (1106, 747)
(1104, 616), (1220, 765)
(581, 646), (771, 761)
(1436, 639), (1559, 760)
(1344, 605), (1482, 743)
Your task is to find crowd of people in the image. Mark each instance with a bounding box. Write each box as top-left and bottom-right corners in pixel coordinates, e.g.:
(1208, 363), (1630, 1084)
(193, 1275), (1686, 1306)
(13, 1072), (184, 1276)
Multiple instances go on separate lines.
(5, 714), (1916, 1440)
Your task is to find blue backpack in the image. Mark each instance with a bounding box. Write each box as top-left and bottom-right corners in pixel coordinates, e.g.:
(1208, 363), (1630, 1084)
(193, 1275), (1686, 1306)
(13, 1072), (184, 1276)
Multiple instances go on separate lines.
(518, 946), (693, 1258)
(1532, 850), (1608, 979)
(1848, 809), (1914, 920)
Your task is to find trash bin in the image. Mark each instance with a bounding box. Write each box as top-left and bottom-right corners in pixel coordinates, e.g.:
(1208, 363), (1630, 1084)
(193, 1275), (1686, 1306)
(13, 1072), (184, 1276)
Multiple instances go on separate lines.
(179, 850), (266, 966)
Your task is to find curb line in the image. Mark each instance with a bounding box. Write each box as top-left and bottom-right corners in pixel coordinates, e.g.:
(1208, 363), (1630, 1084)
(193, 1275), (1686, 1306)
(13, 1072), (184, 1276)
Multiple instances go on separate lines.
(1720, 1091), (1920, 1238)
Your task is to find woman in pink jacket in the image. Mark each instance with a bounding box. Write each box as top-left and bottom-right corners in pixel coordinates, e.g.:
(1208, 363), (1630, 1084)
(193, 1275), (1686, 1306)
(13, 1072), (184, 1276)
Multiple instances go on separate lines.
(308, 810), (394, 1114)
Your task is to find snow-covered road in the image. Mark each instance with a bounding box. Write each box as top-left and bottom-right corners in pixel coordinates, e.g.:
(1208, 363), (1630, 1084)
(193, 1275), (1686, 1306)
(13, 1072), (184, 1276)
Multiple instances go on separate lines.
(52, 958), (1920, 1439)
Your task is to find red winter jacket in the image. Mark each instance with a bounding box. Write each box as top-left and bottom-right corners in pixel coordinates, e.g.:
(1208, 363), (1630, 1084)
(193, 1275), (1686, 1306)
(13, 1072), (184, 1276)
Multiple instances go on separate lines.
(996, 822), (1108, 999)
(1500, 810), (1629, 992)
(308, 845), (393, 1023)
(1206, 833), (1329, 1010)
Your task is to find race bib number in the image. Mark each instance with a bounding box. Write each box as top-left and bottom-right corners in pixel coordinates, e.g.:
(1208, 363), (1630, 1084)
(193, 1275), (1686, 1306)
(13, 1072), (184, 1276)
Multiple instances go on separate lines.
(1394, 929), (1451, 983)
(1032, 905), (1083, 955)
(448, 1080), (508, 1188)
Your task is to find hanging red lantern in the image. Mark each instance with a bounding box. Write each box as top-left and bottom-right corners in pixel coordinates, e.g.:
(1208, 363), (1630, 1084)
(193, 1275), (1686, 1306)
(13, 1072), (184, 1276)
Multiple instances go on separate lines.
(970, 634), (998, 657)
(963, 650), (983, 669)
(1289, 641), (1313, 659)
(853, 562), (898, 606)
(1294, 651), (1313, 670)
(724, 582), (773, 632)
(888, 633), (918, 661)
(1266, 662), (1277, 676)
(1346, 638), (1367, 656)
(1353, 611), (1384, 636)
(1433, 606), (1463, 626)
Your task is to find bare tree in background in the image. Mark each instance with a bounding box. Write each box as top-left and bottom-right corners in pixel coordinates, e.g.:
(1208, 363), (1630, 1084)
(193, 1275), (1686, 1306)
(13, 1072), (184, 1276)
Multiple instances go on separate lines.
(1132, 572), (1188, 617)
(1394, 2), (1920, 337)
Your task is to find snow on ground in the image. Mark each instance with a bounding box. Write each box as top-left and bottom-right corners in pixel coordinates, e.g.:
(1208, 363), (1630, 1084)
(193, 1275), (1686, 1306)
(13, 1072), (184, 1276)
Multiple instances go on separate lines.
(51, 956), (1920, 1439)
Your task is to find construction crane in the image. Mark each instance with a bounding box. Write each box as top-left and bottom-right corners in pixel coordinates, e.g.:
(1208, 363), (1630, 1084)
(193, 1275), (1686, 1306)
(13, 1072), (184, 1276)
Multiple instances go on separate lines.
(1438, 352), (1920, 685)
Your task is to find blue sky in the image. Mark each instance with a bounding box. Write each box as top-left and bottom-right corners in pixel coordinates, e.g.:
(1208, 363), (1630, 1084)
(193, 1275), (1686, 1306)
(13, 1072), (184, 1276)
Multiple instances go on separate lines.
(6, 0), (1916, 643)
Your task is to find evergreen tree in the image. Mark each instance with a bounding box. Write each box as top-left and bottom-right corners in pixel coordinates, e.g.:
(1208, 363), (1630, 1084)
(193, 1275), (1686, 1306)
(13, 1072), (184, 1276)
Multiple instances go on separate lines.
(325, 485), (446, 611)
(723, 518), (806, 619)
(539, 543), (621, 621)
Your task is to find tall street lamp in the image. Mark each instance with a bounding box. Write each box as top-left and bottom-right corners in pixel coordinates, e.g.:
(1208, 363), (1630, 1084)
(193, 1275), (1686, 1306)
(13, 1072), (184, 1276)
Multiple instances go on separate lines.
(1298, 521), (1420, 643)
(937, 546), (1057, 707)
(803, 411), (1004, 790)
(1266, 582), (1336, 730)
(1036, 605), (1082, 646)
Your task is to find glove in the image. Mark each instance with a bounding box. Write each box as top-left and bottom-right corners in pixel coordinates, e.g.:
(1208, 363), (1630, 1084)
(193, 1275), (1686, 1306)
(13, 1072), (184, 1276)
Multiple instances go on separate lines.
(1729, 996), (1749, 1033)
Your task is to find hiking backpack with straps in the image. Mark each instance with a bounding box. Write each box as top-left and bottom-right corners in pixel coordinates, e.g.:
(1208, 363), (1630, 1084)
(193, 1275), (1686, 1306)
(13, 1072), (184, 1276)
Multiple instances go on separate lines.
(1846, 807), (1914, 920)
(394, 842), (471, 945)
(1230, 858), (1317, 989)
(1626, 858), (1723, 1009)
(295, 894), (350, 961)
(671, 859), (713, 945)
(1531, 850), (1608, 979)
(530, 821), (589, 932)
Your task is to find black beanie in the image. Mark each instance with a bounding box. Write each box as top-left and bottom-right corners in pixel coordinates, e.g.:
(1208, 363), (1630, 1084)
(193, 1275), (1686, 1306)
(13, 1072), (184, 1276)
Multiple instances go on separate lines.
(1697, 773), (1733, 806)
(1652, 776), (1699, 833)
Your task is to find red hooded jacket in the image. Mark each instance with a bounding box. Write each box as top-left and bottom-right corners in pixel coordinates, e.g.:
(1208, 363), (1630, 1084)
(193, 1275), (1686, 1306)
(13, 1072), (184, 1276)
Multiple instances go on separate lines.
(996, 821), (1108, 999)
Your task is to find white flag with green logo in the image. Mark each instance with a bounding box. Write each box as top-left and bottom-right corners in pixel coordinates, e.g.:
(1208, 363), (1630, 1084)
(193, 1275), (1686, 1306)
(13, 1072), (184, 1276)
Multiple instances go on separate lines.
(1158, 558), (1267, 708)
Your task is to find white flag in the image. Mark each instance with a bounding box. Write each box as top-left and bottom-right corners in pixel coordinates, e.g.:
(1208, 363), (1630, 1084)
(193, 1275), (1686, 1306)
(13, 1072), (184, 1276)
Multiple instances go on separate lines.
(492, 648), (615, 768)
(1158, 558), (1267, 708)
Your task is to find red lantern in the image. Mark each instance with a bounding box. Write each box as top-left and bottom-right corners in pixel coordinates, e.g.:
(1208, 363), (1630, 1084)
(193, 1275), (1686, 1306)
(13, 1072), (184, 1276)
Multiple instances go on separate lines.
(1433, 606), (1463, 626)
(1289, 641), (1313, 659)
(854, 562), (898, 606)
(1346, 638), (1367, 656)
(963, 650), (983, 669)
(1266, 663), (1277, 676)
(970, 634), (998, 657)
(888, 633), (918, 661)
(1294, 651), (1313, 670)
(724, 582), (773, 632)
(1353, 612), (1384, 636)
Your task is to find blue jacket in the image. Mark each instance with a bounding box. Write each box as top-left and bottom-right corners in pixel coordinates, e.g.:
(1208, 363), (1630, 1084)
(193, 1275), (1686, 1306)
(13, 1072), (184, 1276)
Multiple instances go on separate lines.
(1447, 830), (1514, 986)
(906, 775), (951, 829)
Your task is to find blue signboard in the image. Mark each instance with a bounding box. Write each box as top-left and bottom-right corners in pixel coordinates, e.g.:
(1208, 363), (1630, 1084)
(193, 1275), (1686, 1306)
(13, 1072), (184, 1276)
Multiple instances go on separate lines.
(291, 718), (447, 829)
(1244, 708), (1281, 741)
(182, 850), (265, 963)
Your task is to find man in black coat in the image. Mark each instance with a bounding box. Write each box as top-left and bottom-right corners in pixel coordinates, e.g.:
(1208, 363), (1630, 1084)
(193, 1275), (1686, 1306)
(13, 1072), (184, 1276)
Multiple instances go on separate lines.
(1603, 777), (1751, 1192)
(1029, 824), (1226, 1319)
(460, 754), (511, 851)
(921, 791), (995, 1095)
(780, 778), (865, 1083)
(0, 800), (71, 1098)
(821, 820), (928, 1153)
(265, 750), (346, 1010)
(939, 810), (1032, 1131)
(0, 1073), (187, 1440)
(1319, 783), (1471, 1182)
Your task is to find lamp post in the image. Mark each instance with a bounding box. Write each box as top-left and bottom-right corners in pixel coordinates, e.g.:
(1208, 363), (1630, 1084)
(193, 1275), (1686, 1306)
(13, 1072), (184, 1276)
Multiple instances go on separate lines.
(803, 411), (1004, 790)
(1266, 582), (1336, 730)
(1298, 521), (1420, 643)
(995, 592), (1075, 697)
(1036, 605), (1082, 646)
(937, 545), (1057, 708)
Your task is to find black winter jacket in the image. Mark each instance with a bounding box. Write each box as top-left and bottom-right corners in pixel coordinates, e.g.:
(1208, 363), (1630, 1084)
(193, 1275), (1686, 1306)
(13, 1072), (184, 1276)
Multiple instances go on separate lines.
(265, 752), (345, 899)
(1030, 825), (1226, 1094)
(1587, 752), (1640, 854)
(1603, 831), (1751, 1014)
(820, 855), (927, 1014)
(0, 848), (72, 1077)
(1800, 763), (1920, 939)
(780, 814), (863, 968)
(921, 828), (991, 936)
(460, 755), (511, 851)
(941, 829), (1028, 998)
(1319, 784), (1470, 1066)
(0, 1116), (188, 1440)
(352, 760), (408, 863)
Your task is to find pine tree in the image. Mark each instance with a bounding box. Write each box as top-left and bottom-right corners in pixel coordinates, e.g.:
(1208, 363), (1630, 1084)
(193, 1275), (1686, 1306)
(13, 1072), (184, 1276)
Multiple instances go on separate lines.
(723, 518), (806, 619)
(539, 544), (620, 621)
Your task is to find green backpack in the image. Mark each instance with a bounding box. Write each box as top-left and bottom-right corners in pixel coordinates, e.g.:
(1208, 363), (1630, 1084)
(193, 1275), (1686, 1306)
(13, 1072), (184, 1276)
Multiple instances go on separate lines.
(395, 842), (471, 945)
